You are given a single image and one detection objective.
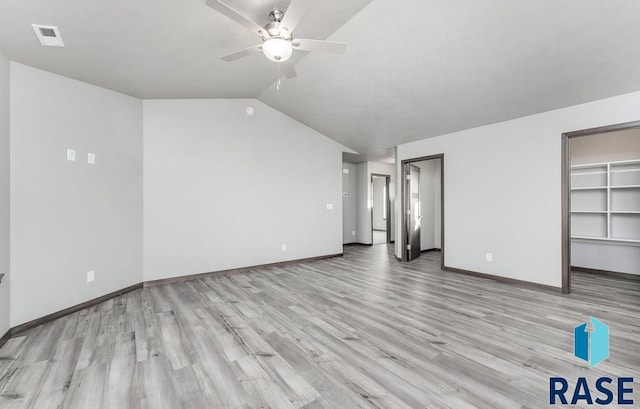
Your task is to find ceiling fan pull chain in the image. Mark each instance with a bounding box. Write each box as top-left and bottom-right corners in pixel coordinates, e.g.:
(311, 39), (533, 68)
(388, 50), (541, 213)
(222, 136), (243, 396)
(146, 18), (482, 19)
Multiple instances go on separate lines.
(277, 63), (281, 90)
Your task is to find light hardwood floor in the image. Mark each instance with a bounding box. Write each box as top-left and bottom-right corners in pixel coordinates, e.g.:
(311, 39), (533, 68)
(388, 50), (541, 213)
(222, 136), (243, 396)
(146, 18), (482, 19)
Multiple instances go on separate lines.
(0, 245), (638, 408)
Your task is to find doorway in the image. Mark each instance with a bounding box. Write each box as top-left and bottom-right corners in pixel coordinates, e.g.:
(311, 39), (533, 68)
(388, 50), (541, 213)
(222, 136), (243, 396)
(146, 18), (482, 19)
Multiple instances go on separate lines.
(401, 155), (444, 266)
(371, 174), (391, 245)
(562, 121), (640, 294)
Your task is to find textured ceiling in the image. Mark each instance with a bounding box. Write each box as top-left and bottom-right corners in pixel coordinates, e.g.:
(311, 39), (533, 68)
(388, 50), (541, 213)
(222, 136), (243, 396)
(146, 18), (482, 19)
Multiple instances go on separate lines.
(3, 0), (640, 161)
(259, 0), (640, 160)
(0, 0), (371, 98)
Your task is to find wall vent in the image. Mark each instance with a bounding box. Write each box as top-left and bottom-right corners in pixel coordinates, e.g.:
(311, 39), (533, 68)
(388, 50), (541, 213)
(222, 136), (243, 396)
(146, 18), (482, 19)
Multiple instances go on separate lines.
(32, 24), (65, 47)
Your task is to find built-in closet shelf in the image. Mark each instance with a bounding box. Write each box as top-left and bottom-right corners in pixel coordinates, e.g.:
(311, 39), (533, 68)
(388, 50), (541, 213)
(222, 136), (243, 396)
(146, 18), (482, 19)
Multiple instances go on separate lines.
(570, 159), (640, 242)
(612, 168), (640, 173)
(571, 210), (640, 214)
(570, 186), (607, 191)
(570, 211), (607, 214)
(572, 171), (608, 175)
(572, 236), (640, 244)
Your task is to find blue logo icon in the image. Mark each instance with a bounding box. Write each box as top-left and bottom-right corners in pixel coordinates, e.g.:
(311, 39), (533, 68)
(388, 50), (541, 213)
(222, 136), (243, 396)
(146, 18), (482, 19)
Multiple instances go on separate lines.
(574, 317), (609, 367)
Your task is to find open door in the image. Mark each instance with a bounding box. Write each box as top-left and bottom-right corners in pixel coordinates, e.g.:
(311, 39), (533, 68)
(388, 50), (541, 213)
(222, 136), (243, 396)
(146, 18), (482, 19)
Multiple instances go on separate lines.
(405, 164), (421, 261)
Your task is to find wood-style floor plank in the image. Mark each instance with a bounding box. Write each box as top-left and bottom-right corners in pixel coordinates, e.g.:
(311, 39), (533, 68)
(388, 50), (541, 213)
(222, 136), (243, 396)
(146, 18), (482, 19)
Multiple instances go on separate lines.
(0, 245), (638, 408)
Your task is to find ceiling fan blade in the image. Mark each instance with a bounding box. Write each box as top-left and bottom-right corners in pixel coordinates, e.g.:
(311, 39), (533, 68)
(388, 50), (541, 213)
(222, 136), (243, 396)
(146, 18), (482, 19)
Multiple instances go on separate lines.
(280, 0), (314, 33)
(281, 62), (297, 79)
(221, 45), (262, 61)
(292, 39), (347, 54)
(206, 0), (268, 37)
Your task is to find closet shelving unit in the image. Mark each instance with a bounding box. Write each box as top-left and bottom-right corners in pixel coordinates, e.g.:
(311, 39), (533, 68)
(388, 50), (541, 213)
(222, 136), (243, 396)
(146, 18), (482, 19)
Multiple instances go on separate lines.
(570, 159), (640, 243)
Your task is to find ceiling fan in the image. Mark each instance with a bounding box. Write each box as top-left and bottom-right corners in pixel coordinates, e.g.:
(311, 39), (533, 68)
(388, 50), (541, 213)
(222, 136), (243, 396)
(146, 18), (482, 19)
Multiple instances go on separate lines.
(206, 0), (347, 78)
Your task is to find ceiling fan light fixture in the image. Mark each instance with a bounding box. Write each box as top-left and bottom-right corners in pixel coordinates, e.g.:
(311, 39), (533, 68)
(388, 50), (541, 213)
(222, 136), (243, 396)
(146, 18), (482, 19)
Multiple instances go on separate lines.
(262, 38), (293, 62)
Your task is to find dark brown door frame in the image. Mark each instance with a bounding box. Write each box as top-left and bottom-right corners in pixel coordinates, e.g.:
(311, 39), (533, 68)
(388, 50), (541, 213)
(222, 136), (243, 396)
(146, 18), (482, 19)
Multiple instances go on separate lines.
(400, 154), (445, 267)
(561, 120), (640, 294)
(371, 173), (392, 244)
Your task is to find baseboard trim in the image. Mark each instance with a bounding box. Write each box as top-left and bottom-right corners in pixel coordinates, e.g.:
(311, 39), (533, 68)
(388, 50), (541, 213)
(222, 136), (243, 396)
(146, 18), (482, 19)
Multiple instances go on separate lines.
(0, 329), (10, 350)
(421, 248), (442, 253)
(572, 266), (640, 281)
(443, 265), (561, 293)
(343, 242), (373, 247)
(144, 253), (343, 287)
(10, 283), (143, 337)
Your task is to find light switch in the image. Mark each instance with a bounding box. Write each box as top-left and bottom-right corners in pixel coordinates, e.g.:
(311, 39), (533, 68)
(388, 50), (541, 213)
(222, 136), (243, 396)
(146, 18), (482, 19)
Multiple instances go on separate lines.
(67, 149), (76, 162)
(343, 168), (350, 174)
(326, 203), (334, 210)
(88, 153), (96, 164)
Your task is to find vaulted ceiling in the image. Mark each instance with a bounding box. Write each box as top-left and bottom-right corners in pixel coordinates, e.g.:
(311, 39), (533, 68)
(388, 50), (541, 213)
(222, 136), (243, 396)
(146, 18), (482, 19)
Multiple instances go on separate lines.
(3, 0), (640, 162)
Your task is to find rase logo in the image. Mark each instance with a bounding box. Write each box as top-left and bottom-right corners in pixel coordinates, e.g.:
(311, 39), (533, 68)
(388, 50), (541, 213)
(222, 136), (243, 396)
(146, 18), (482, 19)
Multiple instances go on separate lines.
(549, 317), (634, 406)
(574, 316), (609, 367)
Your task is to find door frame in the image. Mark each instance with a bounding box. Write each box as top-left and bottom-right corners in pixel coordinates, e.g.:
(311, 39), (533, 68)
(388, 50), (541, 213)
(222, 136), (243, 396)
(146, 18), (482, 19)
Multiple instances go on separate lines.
(561, 120), (640, 294)
(371, 173), (392, 244)
(400, 154), (445, 267)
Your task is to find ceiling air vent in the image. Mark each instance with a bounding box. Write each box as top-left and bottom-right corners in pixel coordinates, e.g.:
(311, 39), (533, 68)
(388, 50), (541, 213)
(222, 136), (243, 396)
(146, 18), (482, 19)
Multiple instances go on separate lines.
(32, 24), (65, 47)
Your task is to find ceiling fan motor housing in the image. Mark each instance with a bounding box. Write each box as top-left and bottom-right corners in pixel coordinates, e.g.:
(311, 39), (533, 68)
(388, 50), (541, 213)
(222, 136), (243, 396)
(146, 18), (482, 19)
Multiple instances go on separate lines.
(263, 21), (290, 39)
(269, 9), (284, 23)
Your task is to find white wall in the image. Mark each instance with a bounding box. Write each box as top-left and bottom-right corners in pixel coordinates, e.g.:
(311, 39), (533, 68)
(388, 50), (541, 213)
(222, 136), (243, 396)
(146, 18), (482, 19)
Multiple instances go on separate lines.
(0, 50), (9, 337)
(342, 162), (357, 244)
(570, 128), (640, 164)
(143, 99), (344, 281)
(396, 90), (640, 288)
(372, 176), (387, 231)
(10, 63), (143, 326)
(570, 129), (640, 275)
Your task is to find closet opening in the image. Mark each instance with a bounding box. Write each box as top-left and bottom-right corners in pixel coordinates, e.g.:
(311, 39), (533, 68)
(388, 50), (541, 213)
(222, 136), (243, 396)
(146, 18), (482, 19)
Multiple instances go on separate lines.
(562, 121), (640, 294)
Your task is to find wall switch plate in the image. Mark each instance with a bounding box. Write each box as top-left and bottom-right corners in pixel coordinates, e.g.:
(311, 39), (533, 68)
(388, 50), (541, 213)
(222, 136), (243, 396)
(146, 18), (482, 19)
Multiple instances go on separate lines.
(67, 149), (76, 162)
(485, 253), (493, 262)
(326, 203), (334, 210)
(343, 168), (350, 174)
(282, 244), (287, 251)
(88, 153), (96, 164)
(87, 270), (95, 282)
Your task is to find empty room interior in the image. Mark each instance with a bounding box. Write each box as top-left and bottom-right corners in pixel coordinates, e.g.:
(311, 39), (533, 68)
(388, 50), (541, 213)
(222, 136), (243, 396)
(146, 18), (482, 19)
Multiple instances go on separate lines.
(0, 1), (639, 408)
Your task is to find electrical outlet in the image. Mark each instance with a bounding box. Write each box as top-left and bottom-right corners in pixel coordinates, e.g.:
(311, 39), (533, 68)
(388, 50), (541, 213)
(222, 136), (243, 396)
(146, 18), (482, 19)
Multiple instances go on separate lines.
(282, 244), (287, 251)
(87, 270), (95, 282)
(67, 149), (76, 162)
(485, 253), (493, 262)
(88, 152), (96, 164)
(352, 230), (356, 236)
(326, 203), (334, 210)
